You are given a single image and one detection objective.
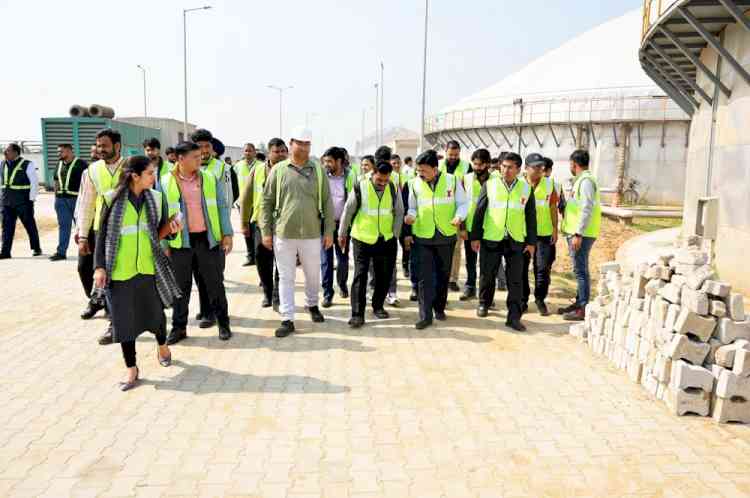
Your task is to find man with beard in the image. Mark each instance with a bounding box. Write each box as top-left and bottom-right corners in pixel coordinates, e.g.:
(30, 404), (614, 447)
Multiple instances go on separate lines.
(49, 144), (87, 261)
(234, 143), (263, 267)
(143, 137), (173, 190)
(0, 143), (42, 259)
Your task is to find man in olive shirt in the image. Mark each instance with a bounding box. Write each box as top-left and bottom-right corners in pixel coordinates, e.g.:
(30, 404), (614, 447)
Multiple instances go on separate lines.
(260, 127), (334, 338)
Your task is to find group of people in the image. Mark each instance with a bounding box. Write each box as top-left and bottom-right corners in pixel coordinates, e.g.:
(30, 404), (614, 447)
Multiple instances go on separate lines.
(0, 128), (601, 390)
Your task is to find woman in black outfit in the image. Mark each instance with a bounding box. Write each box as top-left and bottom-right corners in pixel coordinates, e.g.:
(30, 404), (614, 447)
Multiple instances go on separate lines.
(94, 156), (183, 391)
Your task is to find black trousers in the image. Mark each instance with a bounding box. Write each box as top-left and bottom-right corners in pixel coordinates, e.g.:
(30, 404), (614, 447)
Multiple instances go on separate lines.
(522, 236), (554, 305)
(463, 239), (478, 290)
(351, 237), (397, 317)
(479, 239), (525, 322)
(172, 233), (230, 329)
(399, 234), (410, 271)
(121, 321), (167, 368)
(78, 229), (96, 299)
(322, 222), (350, 300)
(245, 221), (256, 261)
(415, 240), (454, 322)
(254, 225), (277, 302)
(1, 201), (41, 255)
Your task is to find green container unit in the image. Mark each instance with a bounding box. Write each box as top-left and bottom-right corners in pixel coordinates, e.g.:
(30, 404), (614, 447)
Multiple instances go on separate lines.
(40, 117), (161, 188)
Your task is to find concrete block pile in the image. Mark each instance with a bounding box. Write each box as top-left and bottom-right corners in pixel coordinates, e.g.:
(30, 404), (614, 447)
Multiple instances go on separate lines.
(569, 241), (750, 424)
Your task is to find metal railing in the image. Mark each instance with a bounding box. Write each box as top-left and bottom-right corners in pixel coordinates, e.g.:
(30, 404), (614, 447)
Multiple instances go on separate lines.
(642, 0), (681, 40)
(424, 94), (689, 135)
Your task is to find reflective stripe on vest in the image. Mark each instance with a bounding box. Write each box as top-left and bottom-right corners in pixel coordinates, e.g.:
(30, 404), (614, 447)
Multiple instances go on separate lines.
(531, 176), (554, 237)
(89, 159), (124, 231)
(562, 170), (601, 238)
(57, 158), (80, 195)
(351, 179), (395, 245)
(463, 173), (483, 231)
(204, 158), (225, 179)
(2, 158), (30, 190)
(274, 160), (324, 217)
(412, 173), (458, 239)
(483, 177), (530, 243)
(104, 189), (163, 281)
(162, 170), (222, 248)
(250, 162), (268, 223)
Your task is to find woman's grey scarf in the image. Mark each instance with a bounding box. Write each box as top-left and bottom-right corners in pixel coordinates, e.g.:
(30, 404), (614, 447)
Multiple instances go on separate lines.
(104, 188), (182, 308)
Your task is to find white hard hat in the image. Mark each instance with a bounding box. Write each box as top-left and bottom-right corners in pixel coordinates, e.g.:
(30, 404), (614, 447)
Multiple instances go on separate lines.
(290, 126), (313, 143)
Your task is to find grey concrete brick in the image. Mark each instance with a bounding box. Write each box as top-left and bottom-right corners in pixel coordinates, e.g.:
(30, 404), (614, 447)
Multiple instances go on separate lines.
(685, 265), (714, 290)
(645, 279), (666, 297)
(713, 396), (750, 424)
(675, 249), (709, 266)
(675, 263), (703, 276)
(666, 387), (710, 416)
(671, 274), (687, 288)
(710, 300), (727, 318)
(715, 369), (750, 399)
(725, 292), (745, 321)
(715, 318), (750, 345)
(670, 360), (714, 392)
(715, 340), (750, 369)
(665, 304), (681, 332)
(653, 353), (672, 384)
(659, 283), (682, 305)
(599, 262), (620, 275)
(701, 280), (731, 298)
(734, 349), (750, 378)
(672, 308), (716, 343)
(665, 334), (711, 365)
(680, 287), (709, 316)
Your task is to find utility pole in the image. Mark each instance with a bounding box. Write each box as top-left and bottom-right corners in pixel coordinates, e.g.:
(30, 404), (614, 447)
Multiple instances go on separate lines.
(137, 65), (147, 117)
(183, 5), (212, 137)
(361, 108), (366, 155)
(419, 0), (429, 153)
(267, 85), (293, 137)
(374, 83), (380, 145)
(380, 61), (384, 146)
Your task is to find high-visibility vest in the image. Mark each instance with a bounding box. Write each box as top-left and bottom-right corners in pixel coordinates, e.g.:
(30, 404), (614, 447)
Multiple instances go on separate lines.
(55, 158), (85, 195)
(235, 158), (262, 193)
(157, 159), (174, 179)
(562, 170), (601, 238)
(204, 157), (225, 179)
(89, 159), (124, 230)
(2, 158), (30, 190)
(483, 177), (530, 243)
(412, 173), (458, 239)
(161, 169), (222, 248)
(400, 166), (415, 187)
(103, 189), (163, 281)
(530, 176), (555, 237)
(351, 179), (395, 245)
(250, 162), (269, 223)
(463, 173), (483, 232)
(345, 168), (356, 193)
(438, 159), (470, 179)
(274, 159), (324, 218)
(349, 163), (361, 178)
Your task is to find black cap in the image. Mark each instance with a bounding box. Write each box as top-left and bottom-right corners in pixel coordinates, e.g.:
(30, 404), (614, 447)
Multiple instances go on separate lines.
(525, 153), (545, 167)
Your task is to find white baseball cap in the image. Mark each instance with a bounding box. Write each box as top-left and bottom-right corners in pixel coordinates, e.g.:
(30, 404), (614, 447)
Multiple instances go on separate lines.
(290, 126), (313, 143)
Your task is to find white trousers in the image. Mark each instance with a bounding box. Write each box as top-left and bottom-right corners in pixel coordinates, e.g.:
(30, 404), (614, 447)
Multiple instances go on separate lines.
(274, 237), (321, 321)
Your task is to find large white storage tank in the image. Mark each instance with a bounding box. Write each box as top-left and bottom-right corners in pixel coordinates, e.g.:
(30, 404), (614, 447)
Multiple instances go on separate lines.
(424, 8), (691, 206)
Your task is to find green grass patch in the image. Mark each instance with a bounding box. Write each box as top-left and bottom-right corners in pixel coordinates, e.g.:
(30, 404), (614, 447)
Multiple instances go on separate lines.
(631, 217), (682, 233)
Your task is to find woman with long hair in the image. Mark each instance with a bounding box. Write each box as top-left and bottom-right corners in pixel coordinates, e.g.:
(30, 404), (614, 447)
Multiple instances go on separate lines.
(94, 155), (183, 391)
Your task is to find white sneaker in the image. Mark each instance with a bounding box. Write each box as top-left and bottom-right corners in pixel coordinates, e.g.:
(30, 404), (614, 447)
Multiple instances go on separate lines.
(386, 294), (400, 306)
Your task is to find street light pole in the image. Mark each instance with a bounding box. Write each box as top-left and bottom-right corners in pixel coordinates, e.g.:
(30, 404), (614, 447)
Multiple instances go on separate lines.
(361, 108), (366, 155)
(137, 65), (147, 117)
(267, 85), (293, 137)
(183, 5), (212, 138)
(374, 83), (380, 145)
(380, 61), (384, 146)
(419, 0), (429, 153)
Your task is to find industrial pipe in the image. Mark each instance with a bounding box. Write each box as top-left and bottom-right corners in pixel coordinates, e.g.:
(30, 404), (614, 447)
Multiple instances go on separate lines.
(69, 105), (90, 117)
(89, 104), (115, 119)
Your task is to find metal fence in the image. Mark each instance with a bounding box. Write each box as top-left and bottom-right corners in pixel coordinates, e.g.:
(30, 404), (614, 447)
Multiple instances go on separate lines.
(642, 0), (681, 39)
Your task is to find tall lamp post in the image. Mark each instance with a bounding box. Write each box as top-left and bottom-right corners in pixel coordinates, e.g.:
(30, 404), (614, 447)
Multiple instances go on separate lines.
(136, 64), (147, 117)
(419, 0), (429, 153)
(374, 83), (380, 145)
(379, 61), (384, 146)
(267, 85), (293, 138)
(183, 5), (212, 137)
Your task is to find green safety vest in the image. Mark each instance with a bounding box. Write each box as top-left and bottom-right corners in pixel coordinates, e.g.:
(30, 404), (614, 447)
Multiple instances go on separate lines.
(483, 177), (530, 243)
(531, 176), (555, 237)
(463, 172), (483, 232)
(103, 189), (163, 281)
(274, 159), (324, 218)
(204, 157), (225, 179)
(412, 173), (458, 239)
(157, 159), (174, 179)
(250, 162), (269, 223)
(351, 179), (395, 245)
(400, 166), (415, 187)
(350, 163), (361, 178)
(161, 169), (222, 248)
(562, 170), (601, 238)
(89, 159), (124, 230)
(438, 159), (470, 179)
(56, 158), (83, 195)
(345, 168), (356, 193)
(235, 158), (262, 192)
(2, 158), (30, 190)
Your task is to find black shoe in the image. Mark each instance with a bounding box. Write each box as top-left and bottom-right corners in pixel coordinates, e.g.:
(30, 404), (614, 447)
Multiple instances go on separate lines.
(489, 301), (497, 310)
(434, 311), (447, 321)
(348, 316), (364, 328)
(476, 305), (489, 318)
(308, 306), (325, 323)
(373, 309), (389, 319)
(0, 253), (10, 260)
(261, 296), (272, 308)
(322, 297), (333, 308)
(403, 267), (410, 278)
(98, 325), (114, 345)
(536, 300), (550, 316)
(415, 319), (433, 330)
(199, 317), (216, 329)
(166, 328), (187, 345)
(339, 288), (349, 299)
(272, 300), (280, 313)
(497, 282), (507, 291)
(48, 253), (66, 261)
(243, 257), (255, 267)
(218, 325), (232, 341)
(195, 313), (203, 321)
(521, 303), (529, 315)
(275, 321), (295, 338)
(558, 302), (579, 315)
(409, 290), (418, 302)
(80, 303), (103, 320)
(32, 249), (42, 257)
(508, 319), (527, 332)
(448, 282), (460, 292)
(459, 288), (476, 301)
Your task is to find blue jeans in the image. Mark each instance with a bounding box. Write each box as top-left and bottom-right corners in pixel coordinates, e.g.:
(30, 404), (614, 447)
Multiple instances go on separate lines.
(567, 235), (596, 307)
(321, 222), (349, 300)
(54, 197), (77, 256)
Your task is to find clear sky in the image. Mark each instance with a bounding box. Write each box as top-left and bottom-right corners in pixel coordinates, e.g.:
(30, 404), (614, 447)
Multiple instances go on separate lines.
(2, 0), (641, 154)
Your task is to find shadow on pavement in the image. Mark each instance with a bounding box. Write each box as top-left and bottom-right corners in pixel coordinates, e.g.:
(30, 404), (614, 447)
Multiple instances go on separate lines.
(174, 331), (377, 353)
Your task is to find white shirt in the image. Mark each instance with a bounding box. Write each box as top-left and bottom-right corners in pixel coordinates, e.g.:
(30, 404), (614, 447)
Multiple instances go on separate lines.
(0, 158), (39, 202)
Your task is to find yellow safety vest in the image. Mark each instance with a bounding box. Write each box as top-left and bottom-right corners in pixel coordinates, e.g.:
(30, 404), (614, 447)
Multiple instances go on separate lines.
(235, 158), (262, 193)
(2, 158), (30, 190)
(412, 173), (458, 239)
(438, 159), (470, 179)
(483, 177), (530, 243)
(161, 170), (222, 248)
(89, 159), (124, 231)
(530, 176), (554, 237)
(562, 170), (601, 238)
(351, 179), (395, 244)
(463, 172), (483, 232)
(250, 162), (269, 223)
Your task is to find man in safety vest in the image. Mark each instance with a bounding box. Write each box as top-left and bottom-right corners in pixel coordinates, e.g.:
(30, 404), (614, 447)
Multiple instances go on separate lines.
(260, 127), (334, 339)
(559, 149), (601, 321)
(75, 129), (127, 341)
(240, 138), (287, 309)
(521, 153), (559, 317)
(1, 142), (42, 259)
(470, 152), (538, 331)
(49, 144), (87, 261)
(438, 140), (472, 293)
(543, 157), (562, 271)
(391, 154), (413, 282)
(339, 161), (404, 328)
(234, 143), (263, 267)
(160, 141), (234, 344)
(459, 148), (494, 302)
(143, 137), (173, 191)
(404, 149), (468, 330)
